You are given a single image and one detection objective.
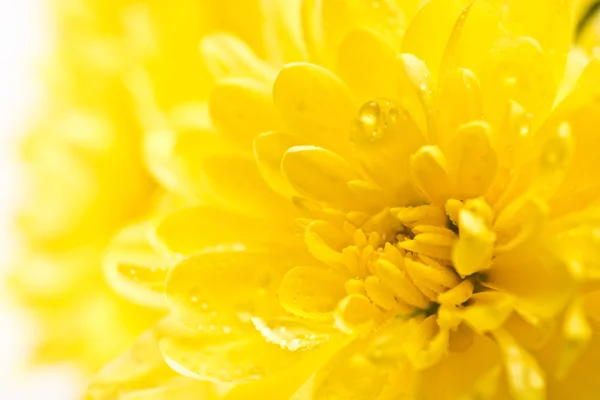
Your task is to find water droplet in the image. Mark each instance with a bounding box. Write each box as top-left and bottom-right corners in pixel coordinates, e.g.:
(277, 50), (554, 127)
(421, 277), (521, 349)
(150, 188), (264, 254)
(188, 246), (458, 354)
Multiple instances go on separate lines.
(222, 325), (232, 334)
(352, 99), (405, 143)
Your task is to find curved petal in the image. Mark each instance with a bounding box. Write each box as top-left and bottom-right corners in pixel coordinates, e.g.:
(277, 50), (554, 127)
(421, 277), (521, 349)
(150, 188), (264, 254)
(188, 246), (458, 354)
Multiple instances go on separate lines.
(281, 145), (370, 211)
(209, 77), (282, 148)
(201, 154), (294, 218)
(401, 0), (472, 82)
(301, 0), (419, 66)
(86, 317), (217, 400)
(273, 63), (357, 155)
(166, 245), (301, 330)
(414, 334), (502, 399)
(336, 28), (398, 103)
(155, 205), (299, 257)
(479, 37), (556, 130)
(254, 131), (302, 197)
(103, 223), (170, 309)
(498, 0), (573, 87)
(278, 266), (347, 322)
(439, 0), (502, 78)
(351, 99), (425, 203)
(199, 33), (275, 82)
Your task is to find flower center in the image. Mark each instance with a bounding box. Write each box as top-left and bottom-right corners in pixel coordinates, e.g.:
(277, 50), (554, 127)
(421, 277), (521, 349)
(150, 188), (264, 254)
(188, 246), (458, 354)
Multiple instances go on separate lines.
(328, 98), (490, 334)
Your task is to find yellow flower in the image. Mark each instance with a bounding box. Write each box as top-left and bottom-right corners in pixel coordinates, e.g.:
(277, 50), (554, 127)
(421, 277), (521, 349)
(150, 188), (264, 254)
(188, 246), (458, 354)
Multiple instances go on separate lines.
(86, 0), (600, 398)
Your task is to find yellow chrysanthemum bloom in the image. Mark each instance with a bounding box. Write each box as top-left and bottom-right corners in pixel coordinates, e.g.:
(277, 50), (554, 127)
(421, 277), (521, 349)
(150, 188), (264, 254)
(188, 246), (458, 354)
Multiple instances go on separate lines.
(84, 0), (600, 399)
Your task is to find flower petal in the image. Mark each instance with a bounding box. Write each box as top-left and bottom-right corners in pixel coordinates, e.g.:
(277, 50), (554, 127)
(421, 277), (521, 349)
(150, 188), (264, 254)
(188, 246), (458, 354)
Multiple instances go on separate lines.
(437, 68), (484, 150)
(336, 28), (398, 103)
(312, 338), (397, 400)
(273, 63), (356, 155)
(160, 330), (306, 384)
(493, 329), (546, 400)
(201, 154), (293, 218)
(155, 205), (298, 257)
(350, 99), (425, 202)
(498, 0), (572, 87)
(251, 316), (337, 351)
(103, 223), (169, 309)
(446, 121), (498, 199)
(301, 0), (418, 66)
(209, 77), (282, 148)
(479, 37), (556, 129)
(278, 266), (347, 321)
(253, 131), (302, 197)
(408, 145), (452, 206)
(539, 60), (600, 217)
(439, 0), (502, 78)
(414, 333), (502, 399)
(166, 245), (297, 330)
(281, 145), (370, 211)
(401, 0), (472, 82)
(486, 244), (574, 322)
(87, 317), (217, 400)
(199, 33), (275, 82)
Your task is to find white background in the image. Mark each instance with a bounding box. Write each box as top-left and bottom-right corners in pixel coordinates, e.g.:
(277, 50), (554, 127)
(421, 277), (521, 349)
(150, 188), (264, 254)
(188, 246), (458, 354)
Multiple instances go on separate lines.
(0, 1), (82, 398)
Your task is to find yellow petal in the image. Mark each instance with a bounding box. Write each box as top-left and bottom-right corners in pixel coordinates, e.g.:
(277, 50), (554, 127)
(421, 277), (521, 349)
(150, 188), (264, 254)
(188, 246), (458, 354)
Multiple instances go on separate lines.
(166, 245), (294, 330)
(408, 145), (452, 205)
(201, 154), (293, 218)
(87, 317), (216, 400)
(336, 28), (398, 103)
(486, 245), (573, 322)
(223, 335), (351, 400)
(278, 266), (347, 321)
(493, 329), (546, 400)
(103, 223), (169, 309)
(555, 299), (592, 379)
(312, 338), (396, 400)
(541, 329), (600, 399)
(480, 37), (556, 130)
(452, 205), (496, 276)
(155, 205), (297, 257)
(374, 259), (430, 309)
(447, 121), (498, 199)
(396, 54), (435, 137)
(261, 0), (309, 64)
(334, 293), (385, 334)
(439, 0), (502, 78)
(402, 0), (472, 82)
(273, 63), (356, 155)
(458, 292), (514, 334)
(499, 0), (573, 86)
(209, 77), (281, 148)
(437, 68), (484, 150)
(251, 316), (337, 351)
(414, 334), (501, 400)
(350, 98), (425, 202)
(539, 60), (600, 217)
(301, 0), (418, 66)
(199, 33), (275, 82)
(160, 331), (309, 384)
(493, 195), (548, 253)
(281, 145), (368, 211)
(253, 131), (301, 197)
(304, 220), (349, 271)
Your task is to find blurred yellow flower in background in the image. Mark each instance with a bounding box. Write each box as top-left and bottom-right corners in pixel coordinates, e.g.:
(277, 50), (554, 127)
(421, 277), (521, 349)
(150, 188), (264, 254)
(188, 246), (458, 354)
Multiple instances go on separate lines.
(12, 0), (600, 399)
